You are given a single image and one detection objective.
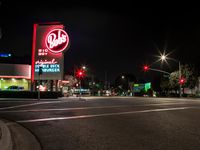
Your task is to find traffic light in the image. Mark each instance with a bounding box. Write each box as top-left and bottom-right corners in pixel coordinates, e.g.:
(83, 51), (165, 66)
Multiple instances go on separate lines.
(143, 65), (149, 72)
(179, 78), (185, 85)
(76, 69), (84, 78)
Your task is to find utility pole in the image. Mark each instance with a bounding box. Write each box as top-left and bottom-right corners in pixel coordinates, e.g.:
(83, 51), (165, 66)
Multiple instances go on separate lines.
(92, 74), (94, 96)
(105, 71), (107, 90)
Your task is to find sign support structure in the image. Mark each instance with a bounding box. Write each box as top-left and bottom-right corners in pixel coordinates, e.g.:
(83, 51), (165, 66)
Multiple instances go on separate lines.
(38, 66), (43, 100)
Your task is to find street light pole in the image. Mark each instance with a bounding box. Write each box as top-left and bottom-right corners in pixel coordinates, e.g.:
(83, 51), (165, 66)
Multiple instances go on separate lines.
(160, 52), (182, 98)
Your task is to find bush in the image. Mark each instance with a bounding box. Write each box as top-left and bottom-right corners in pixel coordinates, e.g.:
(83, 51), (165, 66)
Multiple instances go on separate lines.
(147, 88), (153, 97)
(181, 93), (188, 97)
(0, 91), (62, 99)
(187, 94), (196, 98)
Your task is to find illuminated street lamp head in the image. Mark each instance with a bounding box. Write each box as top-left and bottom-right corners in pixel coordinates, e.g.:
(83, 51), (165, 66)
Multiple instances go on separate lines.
(121, 75), (125, 79)
(161, 55), (166, 61)
(82, 66), (86, 70)
(158, 50), (171, 63)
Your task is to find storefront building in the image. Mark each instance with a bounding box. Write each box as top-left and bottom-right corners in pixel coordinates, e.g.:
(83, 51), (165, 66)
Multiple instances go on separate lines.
(0, 63), (31, 90)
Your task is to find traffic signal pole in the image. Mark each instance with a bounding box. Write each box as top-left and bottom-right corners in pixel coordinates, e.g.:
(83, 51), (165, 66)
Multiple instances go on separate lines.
(79, 79), (81, 97)
(76, 69), (84, 98)
(146, 67), (170, 75)
(179, 61), (182, 97)
(144, 64), (183, 97)
(150, 68), (170, 74)
(143, 65), (170, 75)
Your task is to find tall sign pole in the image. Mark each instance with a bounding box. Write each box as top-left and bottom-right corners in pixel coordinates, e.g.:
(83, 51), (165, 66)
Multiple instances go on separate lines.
(38, 75), (40, 100)
(38, 66), (43, 100)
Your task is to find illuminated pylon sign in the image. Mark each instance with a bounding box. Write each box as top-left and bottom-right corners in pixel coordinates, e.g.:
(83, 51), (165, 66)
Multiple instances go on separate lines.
(32, 23), (69, 81)
(45, 29), (69, 53)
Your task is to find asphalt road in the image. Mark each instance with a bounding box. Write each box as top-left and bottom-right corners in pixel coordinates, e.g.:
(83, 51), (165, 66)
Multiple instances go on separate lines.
(1, 97), (200, 150)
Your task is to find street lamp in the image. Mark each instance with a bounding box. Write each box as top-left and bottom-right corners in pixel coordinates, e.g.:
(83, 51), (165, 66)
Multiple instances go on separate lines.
(160, 53), (182, 97)
(121, 75), (130, 96)
(161, 55), (166, 62)
(82, 66), (86, 70)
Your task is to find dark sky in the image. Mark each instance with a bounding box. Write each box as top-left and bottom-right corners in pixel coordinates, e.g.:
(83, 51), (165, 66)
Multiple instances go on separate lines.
(1, 1), (200, 82)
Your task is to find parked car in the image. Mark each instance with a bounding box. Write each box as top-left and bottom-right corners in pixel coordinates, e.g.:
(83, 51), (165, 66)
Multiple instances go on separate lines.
(6, 86), (24, 91)
(104, 90), (111, 96)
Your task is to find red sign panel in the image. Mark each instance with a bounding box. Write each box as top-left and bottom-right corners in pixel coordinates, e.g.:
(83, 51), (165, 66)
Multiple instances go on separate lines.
(31, 23), (69, 81)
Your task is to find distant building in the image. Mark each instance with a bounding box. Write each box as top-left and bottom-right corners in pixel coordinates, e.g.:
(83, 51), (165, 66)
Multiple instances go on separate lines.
(183, 77), (200, 95)
(133, 82), (151, 93)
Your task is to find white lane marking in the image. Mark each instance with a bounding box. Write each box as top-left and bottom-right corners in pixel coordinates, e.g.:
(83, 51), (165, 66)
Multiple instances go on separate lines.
(17, 106), (195, 123)
(0, 101), (37, 103)
(0, 101), (64, 110)
(0, 102), (189, 113)
(84, 96), (200, 102)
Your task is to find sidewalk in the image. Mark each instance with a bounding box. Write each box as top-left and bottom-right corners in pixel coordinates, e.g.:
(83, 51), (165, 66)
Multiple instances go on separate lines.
(0, 120), (12, 150)
(0, 119), (41, 150)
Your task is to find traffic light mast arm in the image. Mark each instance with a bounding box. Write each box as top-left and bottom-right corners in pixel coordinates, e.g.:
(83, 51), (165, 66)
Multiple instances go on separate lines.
(149, 68), (170, 75)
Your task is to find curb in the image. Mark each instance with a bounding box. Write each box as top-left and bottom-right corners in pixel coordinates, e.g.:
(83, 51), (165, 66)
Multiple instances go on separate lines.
(6, 121), (42, 150)
(0, 120), (12, 150)
(0, 119), (42, 150)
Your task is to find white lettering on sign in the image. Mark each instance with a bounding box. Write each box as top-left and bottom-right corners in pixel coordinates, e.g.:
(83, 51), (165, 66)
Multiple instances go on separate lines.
(35, 59), (58, 65)
(35, 62), (60, 73)
(38, 49), (48, 56)
(47, 30), (67, 49)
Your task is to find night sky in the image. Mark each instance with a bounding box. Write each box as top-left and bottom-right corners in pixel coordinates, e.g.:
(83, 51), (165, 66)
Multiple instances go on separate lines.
(1, 2), (200, 83)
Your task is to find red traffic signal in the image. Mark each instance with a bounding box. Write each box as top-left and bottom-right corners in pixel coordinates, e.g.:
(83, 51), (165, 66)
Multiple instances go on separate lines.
(143, 65), (149, 71)
(179, 78), (185, 85)
(76, 70), (85, 78)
